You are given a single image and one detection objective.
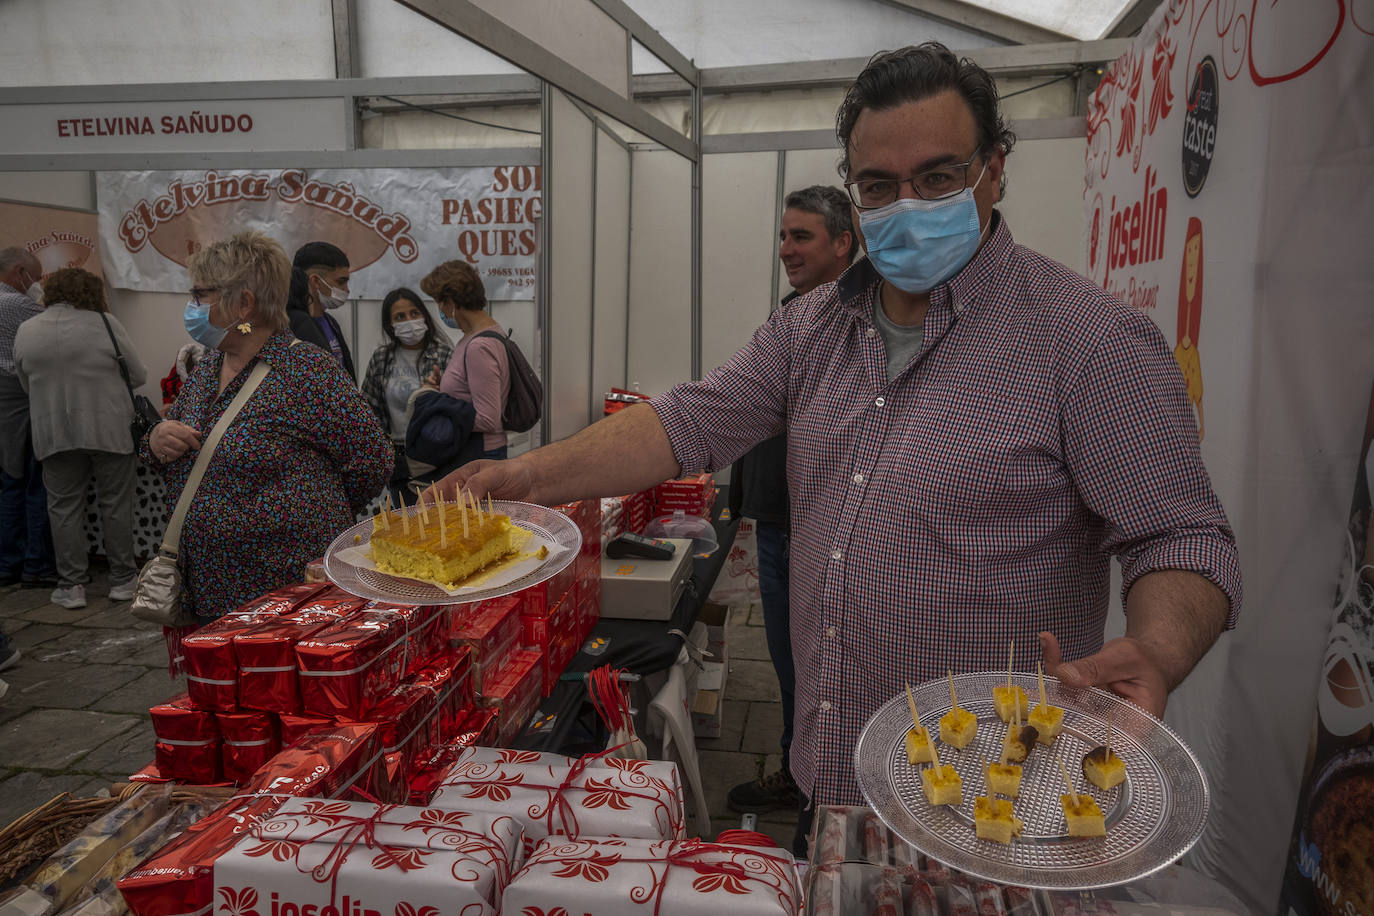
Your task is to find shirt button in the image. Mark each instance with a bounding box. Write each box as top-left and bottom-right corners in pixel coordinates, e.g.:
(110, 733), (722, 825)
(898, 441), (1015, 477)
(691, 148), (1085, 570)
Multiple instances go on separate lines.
(826, 626), (836, 638)
(820, 700), (833, 711)
(830, 549), (843, 561)
(866, 327), (876, 338)
(874, 396), (886, 407)
(852, 472), (864, 484)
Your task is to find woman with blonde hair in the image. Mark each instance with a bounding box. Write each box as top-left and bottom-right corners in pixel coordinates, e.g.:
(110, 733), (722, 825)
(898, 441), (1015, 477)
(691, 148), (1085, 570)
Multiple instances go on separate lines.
(13, 267), (145, 609)
(144, 230), (392, 621)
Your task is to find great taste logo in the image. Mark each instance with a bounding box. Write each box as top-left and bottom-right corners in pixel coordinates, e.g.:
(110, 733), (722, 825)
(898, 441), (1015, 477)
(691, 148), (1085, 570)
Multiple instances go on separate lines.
(117, 170), (417, 268)
(1182, 56), (1219, 198)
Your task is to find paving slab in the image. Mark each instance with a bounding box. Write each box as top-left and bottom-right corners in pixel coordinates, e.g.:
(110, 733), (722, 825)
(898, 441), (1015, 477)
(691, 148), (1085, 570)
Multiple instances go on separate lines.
(0, 708), (140, 769)
(18, 604), (101, 625)
(0, 770), (95, 826)
(89, 669), (185, 715)
(68, 606), (148, 629)
(727, 659), (783, 703)
(0, 588), (63, 617)
(31, 628), (164, 666)
(1, 661), (146, 709)
(740, 700), (786, 756)
(728, 604), (753, 626)
(75, 718), (155, 776)
(730, 622), (772, 661)
(4, 623), (70, 652)
(698, 748), (785, 832)
(747, 604), (767, 627)
(129, 637), (176, 669)
(0, 700), (36, 728)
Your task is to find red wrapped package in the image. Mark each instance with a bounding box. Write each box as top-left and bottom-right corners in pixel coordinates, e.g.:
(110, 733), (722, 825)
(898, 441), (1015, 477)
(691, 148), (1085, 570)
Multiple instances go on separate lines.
(480, 648), (542, 744)
(371, 602), (448, 677)
(412, 646), (474, 742)
(295, 607), (406, 718)
(279, 712), (334, 746)
(405, 706), (498, 805)
(118, 723), (379, 916)
(233, 592), (368, 714)
(452, 593), (520, 668)
(151, 693), (220, 783)
(519, 559), (578, 617)
(183, 583), (330, 710)
(216, 710), (279, 784)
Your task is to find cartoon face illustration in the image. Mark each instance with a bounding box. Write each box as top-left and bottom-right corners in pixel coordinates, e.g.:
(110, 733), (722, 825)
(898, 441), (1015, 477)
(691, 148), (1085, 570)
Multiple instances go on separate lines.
(1184, 233), (1202, 301)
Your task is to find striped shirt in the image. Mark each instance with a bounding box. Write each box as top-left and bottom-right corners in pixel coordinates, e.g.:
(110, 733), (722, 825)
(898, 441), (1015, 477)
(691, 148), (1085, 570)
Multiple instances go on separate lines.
(652, 215), (1240, 806)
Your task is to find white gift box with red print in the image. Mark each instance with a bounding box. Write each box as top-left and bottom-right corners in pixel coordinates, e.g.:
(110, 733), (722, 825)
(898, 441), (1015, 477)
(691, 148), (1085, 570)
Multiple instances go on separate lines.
(501, 836), (802, 915)
(429, 753), (684, 856)
(212, 798), (523, 916)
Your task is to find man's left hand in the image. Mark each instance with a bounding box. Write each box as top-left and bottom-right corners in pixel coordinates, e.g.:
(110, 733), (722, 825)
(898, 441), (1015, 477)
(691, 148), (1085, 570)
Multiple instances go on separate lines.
(1038, 631), (1169, 718)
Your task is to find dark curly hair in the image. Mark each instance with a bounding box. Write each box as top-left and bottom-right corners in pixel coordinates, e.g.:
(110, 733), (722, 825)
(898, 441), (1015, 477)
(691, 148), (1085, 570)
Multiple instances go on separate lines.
(836, 43), (1016, 197)
(420, 260), (487, 311)
(41, 267), (107, 313)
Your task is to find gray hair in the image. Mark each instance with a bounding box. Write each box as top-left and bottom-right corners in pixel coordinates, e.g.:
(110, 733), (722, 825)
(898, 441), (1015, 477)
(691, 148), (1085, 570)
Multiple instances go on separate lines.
(187, 231), (291, 332)
(0, 247), (39, 274)
(783, 186), (858, 263)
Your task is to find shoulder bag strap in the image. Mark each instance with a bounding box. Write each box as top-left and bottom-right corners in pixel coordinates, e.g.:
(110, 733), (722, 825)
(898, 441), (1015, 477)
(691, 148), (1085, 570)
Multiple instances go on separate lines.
(98, 312), (139, 409)
(158, 360), (271, 558)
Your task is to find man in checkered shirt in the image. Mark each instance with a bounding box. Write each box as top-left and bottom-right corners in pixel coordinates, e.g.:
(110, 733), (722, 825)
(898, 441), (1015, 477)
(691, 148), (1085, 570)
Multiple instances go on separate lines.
(448, 44), (1241, 850)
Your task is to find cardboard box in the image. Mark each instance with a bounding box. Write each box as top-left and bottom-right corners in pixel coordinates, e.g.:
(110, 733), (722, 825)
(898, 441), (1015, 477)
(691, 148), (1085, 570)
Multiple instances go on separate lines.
(696, 601), (728, 662)
(690, 641), (728, 739)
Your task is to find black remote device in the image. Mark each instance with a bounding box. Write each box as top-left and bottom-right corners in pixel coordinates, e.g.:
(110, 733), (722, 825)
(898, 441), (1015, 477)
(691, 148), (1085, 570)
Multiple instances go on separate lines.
(606, 532), (677, 560)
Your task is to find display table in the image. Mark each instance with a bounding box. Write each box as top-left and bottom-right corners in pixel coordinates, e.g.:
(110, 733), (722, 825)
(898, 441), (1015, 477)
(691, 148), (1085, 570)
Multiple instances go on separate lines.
(512, 487), (739, 756)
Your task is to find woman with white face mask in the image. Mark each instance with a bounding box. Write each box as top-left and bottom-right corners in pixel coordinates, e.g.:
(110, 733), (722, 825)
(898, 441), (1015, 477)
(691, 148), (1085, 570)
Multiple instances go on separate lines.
(360, 287), (452, 503)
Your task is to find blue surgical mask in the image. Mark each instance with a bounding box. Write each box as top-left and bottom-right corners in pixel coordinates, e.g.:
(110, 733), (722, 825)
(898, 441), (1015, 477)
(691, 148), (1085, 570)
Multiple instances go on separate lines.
(858, 164), (989, 294)
(440, 310), (460, 329)
(184, 300), (227, 350)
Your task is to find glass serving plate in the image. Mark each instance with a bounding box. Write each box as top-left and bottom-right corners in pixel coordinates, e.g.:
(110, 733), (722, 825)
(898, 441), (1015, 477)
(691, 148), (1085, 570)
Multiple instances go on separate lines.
(854, 671), (1208, 890)
(324, 499), (580, 605)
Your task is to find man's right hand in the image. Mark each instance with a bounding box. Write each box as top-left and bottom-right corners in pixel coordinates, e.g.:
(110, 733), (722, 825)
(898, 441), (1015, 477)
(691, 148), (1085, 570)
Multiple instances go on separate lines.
(440, 458), (536, 504)
(150, 420), (203, 464)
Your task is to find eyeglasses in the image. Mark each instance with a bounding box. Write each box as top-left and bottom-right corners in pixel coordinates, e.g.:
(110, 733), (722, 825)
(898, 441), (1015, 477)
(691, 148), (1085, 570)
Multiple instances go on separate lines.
(190, 287), (219, 305)
(845, 148), (984, 209)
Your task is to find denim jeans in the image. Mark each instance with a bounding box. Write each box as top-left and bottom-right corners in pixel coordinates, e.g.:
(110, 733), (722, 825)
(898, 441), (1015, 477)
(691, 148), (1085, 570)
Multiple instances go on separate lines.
(0, 450), (56, 581)
(754, 520), (794, 772)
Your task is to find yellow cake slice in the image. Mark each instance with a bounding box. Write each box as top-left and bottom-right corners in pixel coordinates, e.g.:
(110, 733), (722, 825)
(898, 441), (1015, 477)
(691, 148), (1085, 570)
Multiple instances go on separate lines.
(992, 684), (1029, 723)
(974, 796), (1023, 843)
(921, 764), (962, 806)
(939, 706), (978, 749)
(905, 726), (934, 765)
(1060, 793), (1106, 836)
(370, 495), (519, 587)
(986, 762), (1023, 798)
(1082, 746), (1126, 790)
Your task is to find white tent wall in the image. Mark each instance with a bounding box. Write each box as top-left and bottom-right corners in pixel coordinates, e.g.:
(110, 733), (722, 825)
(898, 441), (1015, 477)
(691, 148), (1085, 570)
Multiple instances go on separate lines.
(591, 130), (632, 414)
(545, 88), (597, 441)
(626, 148), (692, 397)
(701, 152), (779, 369)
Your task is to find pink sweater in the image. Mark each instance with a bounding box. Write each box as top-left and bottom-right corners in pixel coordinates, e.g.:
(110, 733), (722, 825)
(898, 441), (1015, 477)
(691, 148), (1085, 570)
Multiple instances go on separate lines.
(440, 333), (510, 452)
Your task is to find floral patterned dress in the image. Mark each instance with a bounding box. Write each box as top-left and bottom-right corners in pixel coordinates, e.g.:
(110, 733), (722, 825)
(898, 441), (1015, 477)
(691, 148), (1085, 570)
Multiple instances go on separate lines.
(141, 332), (393, 620)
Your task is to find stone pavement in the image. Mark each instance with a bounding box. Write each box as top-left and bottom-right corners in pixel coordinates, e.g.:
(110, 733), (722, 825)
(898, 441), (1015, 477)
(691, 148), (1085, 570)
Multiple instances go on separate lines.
(0, 566), (794, 846)
(0, 565), (185, 827)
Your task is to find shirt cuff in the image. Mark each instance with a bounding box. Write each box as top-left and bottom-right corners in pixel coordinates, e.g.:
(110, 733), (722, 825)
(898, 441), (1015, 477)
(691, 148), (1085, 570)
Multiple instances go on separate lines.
(1120, 534), (1243, 629)
(649, 390), (713, 474)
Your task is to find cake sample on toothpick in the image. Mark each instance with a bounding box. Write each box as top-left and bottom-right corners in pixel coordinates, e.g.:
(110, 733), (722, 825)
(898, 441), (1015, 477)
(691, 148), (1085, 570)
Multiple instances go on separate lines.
(1028, 661), (1064, 745)
(939, 670), (978, 749)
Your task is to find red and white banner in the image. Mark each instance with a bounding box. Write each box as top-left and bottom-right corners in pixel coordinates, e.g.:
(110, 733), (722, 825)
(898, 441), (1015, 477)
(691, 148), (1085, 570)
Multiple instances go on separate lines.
(0, 198), (103, 283)
(1084, 3), (1374, 913)
(96, 167), (541, 300)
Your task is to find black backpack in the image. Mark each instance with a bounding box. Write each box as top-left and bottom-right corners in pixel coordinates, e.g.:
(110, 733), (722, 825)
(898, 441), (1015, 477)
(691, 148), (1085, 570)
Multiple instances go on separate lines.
(469, 329), (544, 433)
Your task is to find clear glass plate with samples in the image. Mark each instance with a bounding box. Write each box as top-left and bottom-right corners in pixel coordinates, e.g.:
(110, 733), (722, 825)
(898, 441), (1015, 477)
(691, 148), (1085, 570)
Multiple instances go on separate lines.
(324, 499), (580, 605)
(853, 671), (1208, 891)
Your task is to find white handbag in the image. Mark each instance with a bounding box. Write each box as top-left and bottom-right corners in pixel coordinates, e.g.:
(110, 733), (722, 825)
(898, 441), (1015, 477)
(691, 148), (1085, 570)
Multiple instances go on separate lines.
(130, 361), (271, 626)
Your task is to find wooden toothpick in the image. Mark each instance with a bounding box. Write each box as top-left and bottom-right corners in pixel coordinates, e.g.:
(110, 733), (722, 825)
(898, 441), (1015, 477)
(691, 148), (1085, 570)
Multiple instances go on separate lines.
(400, 491), (410, 535)
(380, 491), (392, 531)
(1007, 640), (1014, 691)
(948, 670), (958, 709)
(487, 494), (494, 516)
(905, 682), (920, 730)
(1055, 752), (1079, 804)
(1037, 661), (1048, 708)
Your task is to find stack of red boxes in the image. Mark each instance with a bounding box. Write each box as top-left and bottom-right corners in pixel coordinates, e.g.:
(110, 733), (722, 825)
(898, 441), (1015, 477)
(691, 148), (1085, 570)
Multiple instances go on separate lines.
(148, 583), (470, 798)
(622, 488), (655, 534)
(654, 472), (717, 520)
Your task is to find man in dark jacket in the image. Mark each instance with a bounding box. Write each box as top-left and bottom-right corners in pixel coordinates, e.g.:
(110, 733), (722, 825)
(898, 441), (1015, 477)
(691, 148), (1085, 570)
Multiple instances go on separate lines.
(726, 185), (856, 815)
(289, 241), (355, 380)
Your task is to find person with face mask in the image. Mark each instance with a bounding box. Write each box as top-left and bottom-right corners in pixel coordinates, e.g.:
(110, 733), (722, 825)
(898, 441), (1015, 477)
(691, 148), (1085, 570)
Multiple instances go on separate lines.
(439, 43), (1241, 855)
(144, 231), (391, 624)
(0, 247), (58, 591)
(360, 287), (452, 503)
(286, 241), (356, 380)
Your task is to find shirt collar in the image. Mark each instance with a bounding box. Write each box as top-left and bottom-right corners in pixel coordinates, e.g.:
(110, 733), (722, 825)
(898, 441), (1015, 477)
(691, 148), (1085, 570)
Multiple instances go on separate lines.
(837, 211), (1014, 318)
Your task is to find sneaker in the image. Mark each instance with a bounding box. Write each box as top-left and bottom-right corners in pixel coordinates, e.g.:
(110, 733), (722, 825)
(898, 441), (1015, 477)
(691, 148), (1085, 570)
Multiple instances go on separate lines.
(0, 679), (8, 701)
(108, 578), (137, 602)
(50, 585), (87, 609)
(0, 646), (18, 672)
(727, 757), (800, 814)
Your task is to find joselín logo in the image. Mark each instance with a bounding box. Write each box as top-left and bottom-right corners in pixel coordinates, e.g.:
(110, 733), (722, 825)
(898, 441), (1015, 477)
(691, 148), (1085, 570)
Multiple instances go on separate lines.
(268, 892), (384, 916)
